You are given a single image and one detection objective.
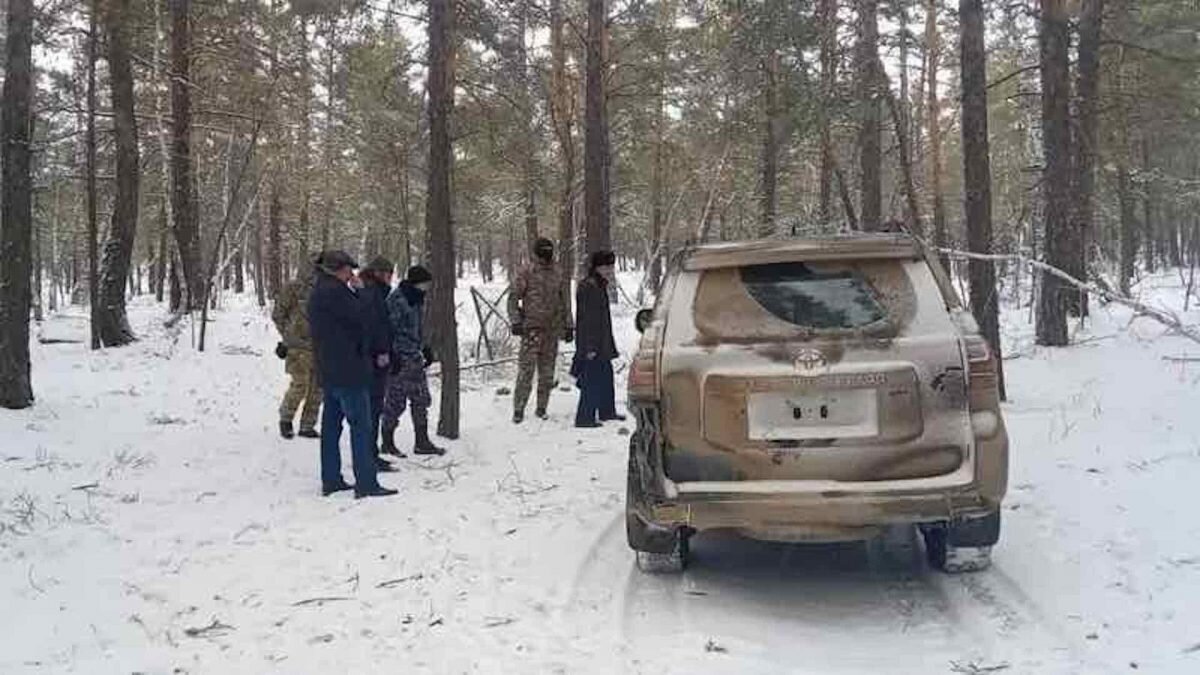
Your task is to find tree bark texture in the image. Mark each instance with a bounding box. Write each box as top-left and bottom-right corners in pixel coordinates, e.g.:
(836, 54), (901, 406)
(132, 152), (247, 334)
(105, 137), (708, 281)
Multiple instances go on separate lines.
(87, 4), (100, 349)
(96, 0), (140, 346)
(818, 0), (835, 229)
(0, 0), (35, 408)
(925, 0), (947, 255)
(426, 0), (460, 439)
(760, 49), (781, 237)
(959, 0), (1006, 399)
(1067, 0), (1102, 317)
(584, 0), (611, 256)
(549, 0), (576, 305)
(857, 0), (881, 232)
(169, 0), (203, 310)
(1036, 0), (1071, 346)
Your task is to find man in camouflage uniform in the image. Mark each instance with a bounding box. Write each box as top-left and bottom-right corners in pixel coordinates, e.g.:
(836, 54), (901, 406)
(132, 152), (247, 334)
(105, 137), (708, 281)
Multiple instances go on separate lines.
(273, 262), (321, 439)
(508, 238), (573, 423)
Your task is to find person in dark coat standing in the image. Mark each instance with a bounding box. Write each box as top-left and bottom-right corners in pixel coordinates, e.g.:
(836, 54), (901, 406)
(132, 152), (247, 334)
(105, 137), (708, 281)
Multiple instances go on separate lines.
(572, 250), (625, 428)
(358, 257), (399, 470)
(381, 265), (447, 456)
(307, 250), (397, 498)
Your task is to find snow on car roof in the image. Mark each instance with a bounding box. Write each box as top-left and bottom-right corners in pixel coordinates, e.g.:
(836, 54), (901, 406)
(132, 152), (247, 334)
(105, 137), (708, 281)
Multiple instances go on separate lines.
(682, 234), (922, 271)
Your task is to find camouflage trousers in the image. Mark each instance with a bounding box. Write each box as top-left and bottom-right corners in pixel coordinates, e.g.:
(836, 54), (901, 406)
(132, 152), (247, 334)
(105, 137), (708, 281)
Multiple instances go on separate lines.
(280, 348), (321, 431)
(381, 353), (432, 431)
(514, 330), (559, 414)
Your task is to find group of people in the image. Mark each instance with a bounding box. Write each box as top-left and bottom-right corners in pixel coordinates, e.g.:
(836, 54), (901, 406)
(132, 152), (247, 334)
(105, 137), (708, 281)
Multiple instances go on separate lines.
(271, 238), (622, 499)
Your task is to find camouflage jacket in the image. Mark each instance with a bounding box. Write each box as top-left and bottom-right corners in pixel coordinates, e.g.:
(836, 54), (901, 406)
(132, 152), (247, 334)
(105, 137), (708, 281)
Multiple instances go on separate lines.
(507, 261), (569, 334)
(272, 273), (316, 350)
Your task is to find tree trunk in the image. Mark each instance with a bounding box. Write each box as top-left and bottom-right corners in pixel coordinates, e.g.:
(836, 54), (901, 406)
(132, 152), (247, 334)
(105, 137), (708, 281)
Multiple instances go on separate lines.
(87, 3), (100, 349)
(1067, 0), (1101, 317)
(925, 0), (947, 256)
(267, 186), (283, 298)
(426, 0), (460, 439)
(154, 201), (168, 302)
(760, 48), (781, 237)
(959, 0), (1006, 400)
(550, 0), (576, 305)
(857, 0), (881, 232)
(1036, 0), (1071, 346)
(584, 0), (612, 256)
(649, 1), (668, 289)
(253, 196), (266, 307)
(96, 0), (139, 347)
(1140, 138), (1155, 274)
(0, 0), (35, 408)
(169, 0), (202, 310)
(818, 0), (835, 229)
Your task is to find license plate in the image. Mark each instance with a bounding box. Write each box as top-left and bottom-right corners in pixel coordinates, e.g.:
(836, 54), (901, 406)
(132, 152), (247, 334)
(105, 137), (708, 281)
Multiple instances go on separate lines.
(747, 389), (879, 441)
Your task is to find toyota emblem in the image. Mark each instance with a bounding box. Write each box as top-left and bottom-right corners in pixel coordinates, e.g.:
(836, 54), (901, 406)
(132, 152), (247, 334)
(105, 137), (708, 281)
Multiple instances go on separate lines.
(794, 348), (827, 371)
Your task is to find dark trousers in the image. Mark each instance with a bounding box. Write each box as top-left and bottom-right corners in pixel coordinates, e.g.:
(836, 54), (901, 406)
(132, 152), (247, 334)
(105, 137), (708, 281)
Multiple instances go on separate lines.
(369, 366), (388, 455)
(574, 358), (616, 425)
(320, 385), (377, 490)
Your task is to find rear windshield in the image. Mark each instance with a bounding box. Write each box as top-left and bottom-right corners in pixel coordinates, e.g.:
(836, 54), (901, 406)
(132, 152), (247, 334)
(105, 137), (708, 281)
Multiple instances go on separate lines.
(740, 262), (886, 330)
(692, 259), (916, 341)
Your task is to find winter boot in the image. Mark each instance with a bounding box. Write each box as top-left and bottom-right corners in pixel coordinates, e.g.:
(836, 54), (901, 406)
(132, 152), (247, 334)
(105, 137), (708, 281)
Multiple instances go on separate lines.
(413, 416), (447, 456)
(535, 408), (548, 420)
(280, 421), (295, 439)
(380, 425), (407, 458)
(513, 410), (525, 424)
(297, 427), (320, 439)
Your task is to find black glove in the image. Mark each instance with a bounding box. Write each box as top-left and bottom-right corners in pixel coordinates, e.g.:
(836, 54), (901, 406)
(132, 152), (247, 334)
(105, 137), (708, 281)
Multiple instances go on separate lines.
(422, 346), (437, 367)
(275, 342), (288, 360)
(563, 328), (574, 344)
(511, 322), (525, 337)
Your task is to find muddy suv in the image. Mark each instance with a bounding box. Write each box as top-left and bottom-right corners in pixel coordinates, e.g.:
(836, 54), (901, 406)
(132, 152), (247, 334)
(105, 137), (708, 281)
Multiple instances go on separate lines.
(625, 234), (1007, 573)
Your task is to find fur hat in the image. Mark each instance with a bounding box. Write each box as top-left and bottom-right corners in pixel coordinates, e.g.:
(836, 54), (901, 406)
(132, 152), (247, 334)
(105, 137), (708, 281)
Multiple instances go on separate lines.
(406, 265), (433, 284)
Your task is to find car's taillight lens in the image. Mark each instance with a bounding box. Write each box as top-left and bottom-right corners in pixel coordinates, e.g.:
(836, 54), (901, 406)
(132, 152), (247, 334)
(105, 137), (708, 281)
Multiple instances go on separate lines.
(627, 324), (661, 401)
(964, 334), (998, 405)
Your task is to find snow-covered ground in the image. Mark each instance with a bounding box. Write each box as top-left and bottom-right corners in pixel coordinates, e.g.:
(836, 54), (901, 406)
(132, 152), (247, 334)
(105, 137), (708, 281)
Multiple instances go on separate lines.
(3, 272), (1200, 674)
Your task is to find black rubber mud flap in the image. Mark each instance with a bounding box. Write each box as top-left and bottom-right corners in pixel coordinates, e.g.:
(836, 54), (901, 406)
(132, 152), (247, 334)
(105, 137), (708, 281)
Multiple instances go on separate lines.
(625, 433), (680, 555)
(947, 510), (1001, 547)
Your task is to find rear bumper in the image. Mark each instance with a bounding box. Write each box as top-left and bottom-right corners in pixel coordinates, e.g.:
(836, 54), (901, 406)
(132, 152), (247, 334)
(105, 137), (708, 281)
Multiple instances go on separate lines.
(645, 469), (996, 541)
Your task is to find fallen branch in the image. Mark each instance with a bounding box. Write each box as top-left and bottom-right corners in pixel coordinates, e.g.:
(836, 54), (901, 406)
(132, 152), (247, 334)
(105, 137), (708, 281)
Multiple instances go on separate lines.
(1162, 356), (1200, 363)
(936, 247), (1200, 345)
(184, 618), (234, 638)
(376, 573), (424, 589)
(291, 596), (351, 607)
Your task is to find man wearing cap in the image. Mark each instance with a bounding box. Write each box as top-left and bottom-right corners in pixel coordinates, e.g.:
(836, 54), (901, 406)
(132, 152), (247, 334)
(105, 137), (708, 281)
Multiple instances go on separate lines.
(571, 250), (625, 428)
(307, 250), (398, 498)
(358, 257), (399, 471)
(272, 256), (321, 439)
(507, 237), (572, 423)
(381, 265), (447, 457)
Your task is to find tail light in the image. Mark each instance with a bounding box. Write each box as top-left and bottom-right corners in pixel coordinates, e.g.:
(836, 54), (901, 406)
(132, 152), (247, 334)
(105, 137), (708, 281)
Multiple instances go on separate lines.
(963, 334), (999, 406)
(627, 322), (662, 401)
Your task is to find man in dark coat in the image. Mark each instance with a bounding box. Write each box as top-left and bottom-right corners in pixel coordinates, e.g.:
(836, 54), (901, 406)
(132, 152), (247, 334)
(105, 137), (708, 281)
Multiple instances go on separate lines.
(572, 250), (625, 428)
(358, 257), (399, 470)
(381, 265), (447, 456)
(307, 250), (397, 498)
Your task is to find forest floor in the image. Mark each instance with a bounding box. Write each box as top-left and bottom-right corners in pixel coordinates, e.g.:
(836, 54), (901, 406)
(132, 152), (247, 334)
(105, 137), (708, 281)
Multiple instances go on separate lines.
(3, 272), (1200, 674)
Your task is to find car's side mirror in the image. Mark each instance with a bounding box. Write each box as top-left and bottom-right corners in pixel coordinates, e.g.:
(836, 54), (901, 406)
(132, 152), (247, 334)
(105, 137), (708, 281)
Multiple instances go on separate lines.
(635, 308), (653, 334)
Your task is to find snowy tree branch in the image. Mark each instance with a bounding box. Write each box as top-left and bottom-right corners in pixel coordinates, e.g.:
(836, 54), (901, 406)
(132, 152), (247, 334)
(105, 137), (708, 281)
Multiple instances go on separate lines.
(936, 247), (1200, 345)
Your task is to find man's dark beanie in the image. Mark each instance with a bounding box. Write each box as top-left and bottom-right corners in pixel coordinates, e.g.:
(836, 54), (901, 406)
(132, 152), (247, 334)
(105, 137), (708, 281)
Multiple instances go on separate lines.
(589, 250), (616, 269)
(406, 265), (433, 284)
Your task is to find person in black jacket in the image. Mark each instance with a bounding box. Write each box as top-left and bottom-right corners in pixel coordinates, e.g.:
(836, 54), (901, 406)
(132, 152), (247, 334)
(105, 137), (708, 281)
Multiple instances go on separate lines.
(307, 250), (397, 499)
(358, 257), (399, 470)
(571, 250), (625, 428)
